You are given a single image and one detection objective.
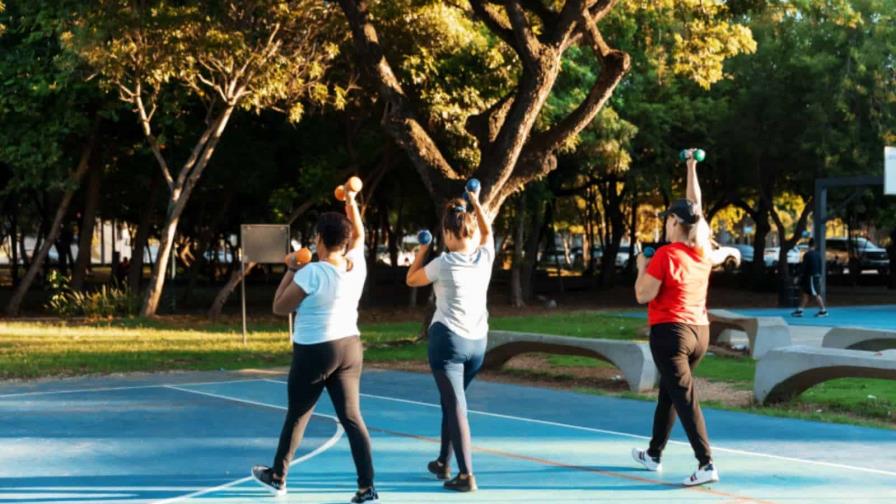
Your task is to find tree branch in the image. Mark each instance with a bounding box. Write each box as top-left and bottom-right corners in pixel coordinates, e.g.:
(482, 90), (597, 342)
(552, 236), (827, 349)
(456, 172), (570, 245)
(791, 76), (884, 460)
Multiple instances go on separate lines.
(131, 84), (174, 190)
(505, 0), (541, 66)
(527, 12), (630, 156)
(336, 0), (459, 196)
(469, 1), (516, 50)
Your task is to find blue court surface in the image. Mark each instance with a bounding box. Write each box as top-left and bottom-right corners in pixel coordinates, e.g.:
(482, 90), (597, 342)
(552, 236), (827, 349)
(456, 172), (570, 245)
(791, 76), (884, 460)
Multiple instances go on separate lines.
(732, 305), (896, 331)
(1, 369), (894, 503)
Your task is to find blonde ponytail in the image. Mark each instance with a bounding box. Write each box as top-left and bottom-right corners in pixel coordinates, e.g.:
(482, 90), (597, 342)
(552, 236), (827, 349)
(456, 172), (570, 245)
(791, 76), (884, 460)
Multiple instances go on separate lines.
(687, 218), (712, 254)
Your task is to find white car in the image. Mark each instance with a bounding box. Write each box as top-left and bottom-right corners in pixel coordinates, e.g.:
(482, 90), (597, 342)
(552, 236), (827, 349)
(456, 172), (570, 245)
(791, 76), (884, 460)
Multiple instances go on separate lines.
(708, 241), (741, 271)
(763, 246), (802, 268)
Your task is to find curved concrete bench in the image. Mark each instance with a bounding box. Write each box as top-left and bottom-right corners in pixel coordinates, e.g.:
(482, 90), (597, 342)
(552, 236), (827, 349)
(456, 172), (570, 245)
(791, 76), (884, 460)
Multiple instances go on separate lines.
(822, 327), (896, 351)
(483, 331), (657, 392)
(754, 346), (896, 404)
(708, 309), (791, 359)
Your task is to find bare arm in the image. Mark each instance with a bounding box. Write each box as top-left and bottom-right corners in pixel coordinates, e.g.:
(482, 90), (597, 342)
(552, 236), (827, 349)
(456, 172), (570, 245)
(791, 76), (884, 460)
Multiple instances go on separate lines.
(344, 189), (364, 252)
(685, 156), (702, 212)
(634, 253), (661, 304)
(467, 187), (492, 246)
(272, 261), (307, 315)
(406, 244), (433, 287)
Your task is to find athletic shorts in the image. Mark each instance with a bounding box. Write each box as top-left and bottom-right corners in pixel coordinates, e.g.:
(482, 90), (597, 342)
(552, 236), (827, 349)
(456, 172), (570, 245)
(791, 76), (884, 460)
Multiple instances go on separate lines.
(801, 275), (821, 296)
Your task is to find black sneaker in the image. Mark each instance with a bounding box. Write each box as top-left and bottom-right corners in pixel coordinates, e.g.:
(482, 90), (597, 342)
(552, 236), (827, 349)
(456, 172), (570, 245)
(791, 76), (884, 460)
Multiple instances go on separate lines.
(791, 309), (804, 318)
(251, 465), (286, 496)
(815, 310), (829, 318)
(350, 487), (379, 503)
(428, 459), (451, 480)
(444, 474), (477, 492)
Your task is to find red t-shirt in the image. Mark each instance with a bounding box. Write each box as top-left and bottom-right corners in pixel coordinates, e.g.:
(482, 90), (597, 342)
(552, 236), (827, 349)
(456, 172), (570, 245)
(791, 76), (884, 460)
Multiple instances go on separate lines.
(646, 242), (711, 326)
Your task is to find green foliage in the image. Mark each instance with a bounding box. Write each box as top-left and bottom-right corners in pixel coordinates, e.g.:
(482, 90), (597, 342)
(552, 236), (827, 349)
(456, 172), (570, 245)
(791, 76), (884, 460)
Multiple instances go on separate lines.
(45, 271), (138, 317)
(67, 1), (344, 121)
(0, 1), (110, 195)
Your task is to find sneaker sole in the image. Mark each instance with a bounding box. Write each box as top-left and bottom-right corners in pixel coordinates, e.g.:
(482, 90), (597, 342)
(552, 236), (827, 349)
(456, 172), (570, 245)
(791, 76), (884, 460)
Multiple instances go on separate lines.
(683, 475), (720, 487)
(250, 470), (287, 497)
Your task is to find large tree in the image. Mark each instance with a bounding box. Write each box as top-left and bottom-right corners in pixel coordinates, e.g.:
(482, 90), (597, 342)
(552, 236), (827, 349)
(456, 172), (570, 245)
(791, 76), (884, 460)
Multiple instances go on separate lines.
(333, 0), (754, 222)
(69, 0), (343, 315)
(1, 1), (115, 315)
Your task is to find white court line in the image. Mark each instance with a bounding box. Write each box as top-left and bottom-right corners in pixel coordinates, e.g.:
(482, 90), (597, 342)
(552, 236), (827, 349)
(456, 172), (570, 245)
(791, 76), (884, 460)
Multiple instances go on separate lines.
(263, 378), (896, 479)
(0, 378), (267, 399)
(153, 385), (344, 504)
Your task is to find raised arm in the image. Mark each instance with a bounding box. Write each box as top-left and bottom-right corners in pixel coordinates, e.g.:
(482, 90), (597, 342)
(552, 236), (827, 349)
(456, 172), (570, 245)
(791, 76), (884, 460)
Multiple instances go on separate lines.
(344, 188), (364, 252)
(406, 241), (432, 287)
(685, 154), (712, 250)
(467, 187), (492, 246)
(685, 155), (702, 213)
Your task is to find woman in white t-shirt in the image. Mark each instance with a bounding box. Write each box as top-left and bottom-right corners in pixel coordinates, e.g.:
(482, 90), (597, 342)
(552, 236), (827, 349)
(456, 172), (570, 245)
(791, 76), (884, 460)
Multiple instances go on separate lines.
(406, 187), (494, 493)
(252, 188), (378, 504)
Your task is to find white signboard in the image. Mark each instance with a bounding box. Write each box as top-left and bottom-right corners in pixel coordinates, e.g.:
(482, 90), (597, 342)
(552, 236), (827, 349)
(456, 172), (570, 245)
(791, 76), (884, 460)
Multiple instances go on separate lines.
(886, 146), (896, 195)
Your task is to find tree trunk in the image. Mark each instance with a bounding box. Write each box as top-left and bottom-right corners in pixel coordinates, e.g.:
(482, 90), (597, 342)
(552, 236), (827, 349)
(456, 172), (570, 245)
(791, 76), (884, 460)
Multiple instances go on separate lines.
(141, 106), (234, 316)
(510, 195), (527, 307)
(71, 162), (102, 290)
(750, 205), (771, 290)
(9, 210), (18, 287)
(128, 177), (159, 293)
(207, 261), (256, 320)
(5, 134), (96, 316)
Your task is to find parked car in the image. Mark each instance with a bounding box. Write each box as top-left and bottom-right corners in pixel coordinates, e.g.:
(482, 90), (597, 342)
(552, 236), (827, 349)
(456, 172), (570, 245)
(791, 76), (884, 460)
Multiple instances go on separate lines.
(825, 237), (889, 275)
(762, 246), (802, 268)
(375, 244), (415, 267)
(583, 244), (631, 269)
(708, 240), (742, 271)
(731, 243), (755, 264)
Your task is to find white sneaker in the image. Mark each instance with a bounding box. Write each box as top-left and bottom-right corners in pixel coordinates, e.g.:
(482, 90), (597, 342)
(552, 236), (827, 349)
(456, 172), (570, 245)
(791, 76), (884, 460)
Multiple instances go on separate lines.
(683, 463), (719, 486)
(631, 448), (662, 472)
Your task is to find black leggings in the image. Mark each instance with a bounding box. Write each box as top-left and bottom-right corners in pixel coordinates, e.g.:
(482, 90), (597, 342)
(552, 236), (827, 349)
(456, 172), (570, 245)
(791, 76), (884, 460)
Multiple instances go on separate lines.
(647, 323), (713, 466)
(272, 336), (374, 488)
(428, 322), (486, 475)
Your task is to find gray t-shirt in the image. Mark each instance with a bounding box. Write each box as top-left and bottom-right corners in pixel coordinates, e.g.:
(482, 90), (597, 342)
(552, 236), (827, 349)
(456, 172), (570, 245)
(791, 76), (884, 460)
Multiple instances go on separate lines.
(424, 237), (495, 340)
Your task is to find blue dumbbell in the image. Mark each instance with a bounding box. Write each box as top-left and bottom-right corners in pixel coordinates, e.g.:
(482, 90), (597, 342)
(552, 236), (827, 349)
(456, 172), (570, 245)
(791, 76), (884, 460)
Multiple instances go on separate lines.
(466, 178), (480, 193)
(643, 246), (655, 258)
(418, 229), (433, 246)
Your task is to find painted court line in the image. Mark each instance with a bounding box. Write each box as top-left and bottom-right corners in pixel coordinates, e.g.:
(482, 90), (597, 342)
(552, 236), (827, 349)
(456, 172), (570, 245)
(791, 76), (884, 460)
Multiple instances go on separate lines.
(153, 385), (344, 504)
(0, 377), (268, 399)
(265, 378), (896, 479)
(180, 383), (769, 503)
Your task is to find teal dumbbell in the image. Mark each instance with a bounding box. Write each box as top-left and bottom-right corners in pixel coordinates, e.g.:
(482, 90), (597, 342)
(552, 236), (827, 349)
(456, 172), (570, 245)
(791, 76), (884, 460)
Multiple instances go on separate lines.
(643, 246), (655, 258)
(418, 230), (433, 246)
(679, 148), (706, 162)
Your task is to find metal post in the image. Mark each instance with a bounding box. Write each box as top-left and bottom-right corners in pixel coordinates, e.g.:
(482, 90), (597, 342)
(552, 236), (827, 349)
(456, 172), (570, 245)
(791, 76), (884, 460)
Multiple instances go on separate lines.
(240, 250), (247, 345)
(169, 240), (176, 313)
(814, 180), (827, 300)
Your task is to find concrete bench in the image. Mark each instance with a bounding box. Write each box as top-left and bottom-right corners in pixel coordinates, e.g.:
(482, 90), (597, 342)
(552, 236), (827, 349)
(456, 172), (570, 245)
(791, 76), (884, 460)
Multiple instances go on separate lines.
(822, 327), (896, 351)
(483, 331), (657, 392)
(708, 309), (791, 359)
(754, 346), (896, 404)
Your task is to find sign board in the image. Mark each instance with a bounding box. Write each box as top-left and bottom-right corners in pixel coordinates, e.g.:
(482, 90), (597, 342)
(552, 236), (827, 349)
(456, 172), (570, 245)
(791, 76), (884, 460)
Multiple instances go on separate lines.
(886, 146), (896, 195)
(240, 224), (289, 263)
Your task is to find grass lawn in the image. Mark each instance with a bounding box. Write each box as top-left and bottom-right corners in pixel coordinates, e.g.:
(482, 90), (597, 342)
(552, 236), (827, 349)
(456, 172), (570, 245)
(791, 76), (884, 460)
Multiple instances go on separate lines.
(1, 311), (892, 428)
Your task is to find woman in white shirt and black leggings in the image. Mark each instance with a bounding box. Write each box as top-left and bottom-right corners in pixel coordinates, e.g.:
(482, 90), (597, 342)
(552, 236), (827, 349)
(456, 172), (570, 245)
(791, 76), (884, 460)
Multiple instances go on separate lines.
(252, 187), (378, 504)
(406, 186), (494, 493)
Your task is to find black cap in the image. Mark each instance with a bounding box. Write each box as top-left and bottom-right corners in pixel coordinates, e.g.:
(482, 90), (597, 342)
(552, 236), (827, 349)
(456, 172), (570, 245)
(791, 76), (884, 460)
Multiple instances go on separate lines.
(660, 199), (700, 225)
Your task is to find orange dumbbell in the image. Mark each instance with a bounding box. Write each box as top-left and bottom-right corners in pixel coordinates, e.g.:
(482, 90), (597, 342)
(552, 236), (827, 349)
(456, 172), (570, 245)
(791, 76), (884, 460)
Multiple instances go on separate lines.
(334, 176), (363, 201)
(284, 247), (312, 267)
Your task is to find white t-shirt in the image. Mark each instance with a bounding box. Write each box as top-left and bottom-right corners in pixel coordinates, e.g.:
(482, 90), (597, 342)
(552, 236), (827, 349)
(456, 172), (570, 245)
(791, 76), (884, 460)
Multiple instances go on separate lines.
(292, 247), (366, 345)
(424, 237), (495, 340)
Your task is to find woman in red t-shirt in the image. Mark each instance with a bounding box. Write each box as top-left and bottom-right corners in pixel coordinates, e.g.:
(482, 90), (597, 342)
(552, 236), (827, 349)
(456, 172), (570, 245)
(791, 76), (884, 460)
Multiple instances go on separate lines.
(630, 152), (719, 487)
